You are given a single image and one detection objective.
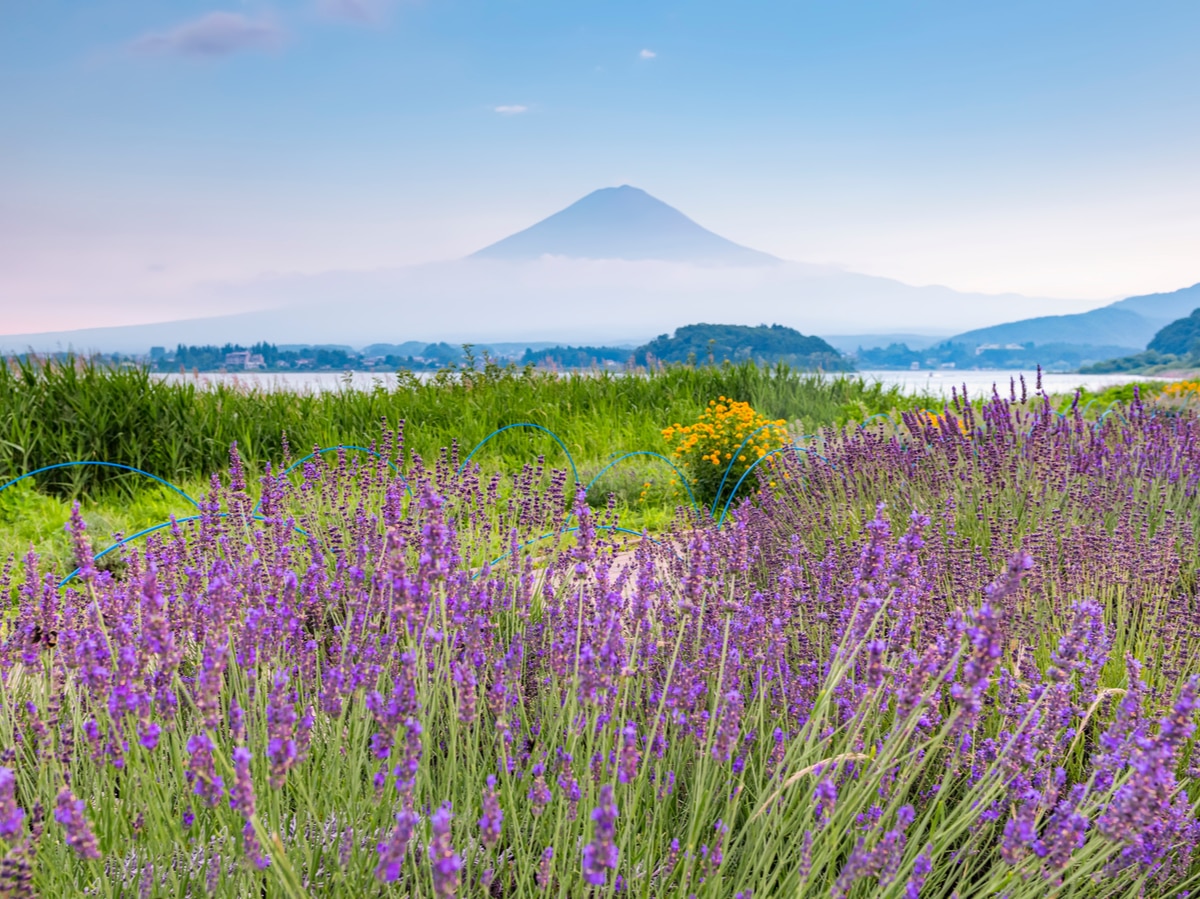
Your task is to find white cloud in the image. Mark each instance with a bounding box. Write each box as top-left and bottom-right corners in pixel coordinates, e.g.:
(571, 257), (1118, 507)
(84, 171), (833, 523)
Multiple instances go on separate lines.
(639, 48), (656, 59)
(131, 12), (283, 57)
(316, 0), (392, 25)
(493, 105), (528, 115)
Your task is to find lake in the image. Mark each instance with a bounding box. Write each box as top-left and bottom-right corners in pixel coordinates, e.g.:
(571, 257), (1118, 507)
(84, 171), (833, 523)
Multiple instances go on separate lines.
(154, 368), (1172, 396)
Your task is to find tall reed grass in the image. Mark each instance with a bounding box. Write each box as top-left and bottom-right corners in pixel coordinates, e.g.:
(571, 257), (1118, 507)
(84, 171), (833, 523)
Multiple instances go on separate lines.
(0, 356), (925, 497)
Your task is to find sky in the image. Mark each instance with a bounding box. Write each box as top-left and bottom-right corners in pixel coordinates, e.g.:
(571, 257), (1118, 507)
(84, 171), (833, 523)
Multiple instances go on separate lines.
(2, 0), (1199, 335)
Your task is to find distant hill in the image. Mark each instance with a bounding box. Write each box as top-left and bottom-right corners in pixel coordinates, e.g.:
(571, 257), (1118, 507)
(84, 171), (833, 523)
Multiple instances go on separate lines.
(857, 340), (1139, 372)
(948, 282), (1200, 351)
(521, 345), (632, 368)
(1108, 282), (1200, 320)
(949, 307), (1149, 351)
(633, 323), (848, 369)
(470, 185), (780, 266)
(822, 332), (947, 353)
(361, 340), (568, 361)
(361, 341), (429, 358)
(1081, 305), (1200, 373)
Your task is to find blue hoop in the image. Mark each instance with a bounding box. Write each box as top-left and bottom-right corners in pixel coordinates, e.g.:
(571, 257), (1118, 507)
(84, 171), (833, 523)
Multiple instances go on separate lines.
(859, 413), (894, 429)
(60, 512), (311, 587)
(716, 445), (834, 527)
(584, 451), (700, 515)
(710, 422), (790, 517)
(252, 445), (411, 513)
(460, 423), (580, 486)
(0, 462), (199, 509)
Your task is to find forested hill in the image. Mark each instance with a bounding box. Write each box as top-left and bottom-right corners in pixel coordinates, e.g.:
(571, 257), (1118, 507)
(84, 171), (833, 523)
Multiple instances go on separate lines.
(1148, 308), (1200, 356)
(632, 323), (849, 369)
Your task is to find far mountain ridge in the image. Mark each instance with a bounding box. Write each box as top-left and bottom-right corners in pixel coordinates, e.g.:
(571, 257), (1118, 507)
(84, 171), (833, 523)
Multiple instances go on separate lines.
(948, 282), (1200, 351)
(470, 185), (780, 266)
(1080, 304), (1200, 373)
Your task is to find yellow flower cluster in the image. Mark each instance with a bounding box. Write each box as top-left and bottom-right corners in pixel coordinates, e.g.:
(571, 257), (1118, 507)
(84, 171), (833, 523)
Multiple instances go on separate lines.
(921, 409), (968, 435)
(662, 398), (789, 505)
(1162, 380), (1200, 401)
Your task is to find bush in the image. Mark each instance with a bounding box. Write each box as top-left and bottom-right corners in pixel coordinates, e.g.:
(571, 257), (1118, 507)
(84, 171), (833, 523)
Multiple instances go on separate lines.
(662, 397), (789, 510)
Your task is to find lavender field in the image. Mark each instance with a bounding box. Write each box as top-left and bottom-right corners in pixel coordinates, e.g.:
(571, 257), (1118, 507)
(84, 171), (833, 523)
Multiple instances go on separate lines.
(3, 382), (1200, 897)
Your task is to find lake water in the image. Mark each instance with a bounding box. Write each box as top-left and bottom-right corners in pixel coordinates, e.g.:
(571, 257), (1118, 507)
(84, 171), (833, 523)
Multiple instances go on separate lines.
(154, 369), (1173, 396)
(855, 370), (1172, 397)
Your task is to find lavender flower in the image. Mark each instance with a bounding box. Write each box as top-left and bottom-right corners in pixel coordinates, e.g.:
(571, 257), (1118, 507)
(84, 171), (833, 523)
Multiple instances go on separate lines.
(1036, 785), (1089, 873)
(53, 787), (100, 859)
(242, 821), (270, 871)
(582, 785), (618, 886)
(617, 721), (641, 783)
(528, 764), (552, 816)
(185, 732), (225, 807)
(266, 672), (298, 789)
(229, 699), (246, 744)
(0, 768), (24, 839)
(536, 846), (554, 891)
(7, 386), (1200, 894)
(428, 803), (463, 898)
(905, 846), (932, 898)
(228, 747), (255, 815)
(712, 690), (743, 761)
(375, 808), (418, 883)
(479, 775), (502, 849)
(814, 777), (837, 824)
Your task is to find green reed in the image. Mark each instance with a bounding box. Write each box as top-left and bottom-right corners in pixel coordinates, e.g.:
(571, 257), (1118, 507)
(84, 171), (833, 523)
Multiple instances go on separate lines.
(0, 355), (928, 499)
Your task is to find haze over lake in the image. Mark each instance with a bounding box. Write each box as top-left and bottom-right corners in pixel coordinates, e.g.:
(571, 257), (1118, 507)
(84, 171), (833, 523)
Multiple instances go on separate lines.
(155, 369), (1167, 398)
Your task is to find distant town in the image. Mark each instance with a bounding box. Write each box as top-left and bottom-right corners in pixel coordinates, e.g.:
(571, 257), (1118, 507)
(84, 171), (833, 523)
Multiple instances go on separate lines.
(147, 341), (488, 373)
(10, 301), (1200, 375)
(59, 324), (855, 373)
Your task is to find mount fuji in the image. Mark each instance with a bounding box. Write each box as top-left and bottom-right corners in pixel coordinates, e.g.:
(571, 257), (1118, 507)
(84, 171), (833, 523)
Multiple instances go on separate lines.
(0, 186), (1100, 353)
(470, 185), (779, 266)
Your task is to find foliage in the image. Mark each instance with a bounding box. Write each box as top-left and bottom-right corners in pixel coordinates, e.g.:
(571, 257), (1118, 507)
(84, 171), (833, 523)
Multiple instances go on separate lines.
(582, 456), (685, 530)
(1072, 380), (1167, 406)
(520, 345), (633, 369)
(1148, 307), (1200, 356)
(1080, 349), (1184, 374)
(662, 397), (789, 508)
(154, 342), (457, 373)
(634, 323), (848, 369)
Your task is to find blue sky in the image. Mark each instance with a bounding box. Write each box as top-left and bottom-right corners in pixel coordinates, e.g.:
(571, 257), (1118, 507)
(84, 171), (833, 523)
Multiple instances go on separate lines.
(2, 0), (1199, 333)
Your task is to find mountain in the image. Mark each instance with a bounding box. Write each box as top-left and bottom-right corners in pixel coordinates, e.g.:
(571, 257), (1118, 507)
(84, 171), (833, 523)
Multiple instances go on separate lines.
(1083, 305), (1200, 372)
(1, 186), (1104, 353)
(948, 282), (1200, 351)
(1109, 282), (1200, 321)
(470, 185), (780, 265)
(949, 307), (1149, 351)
